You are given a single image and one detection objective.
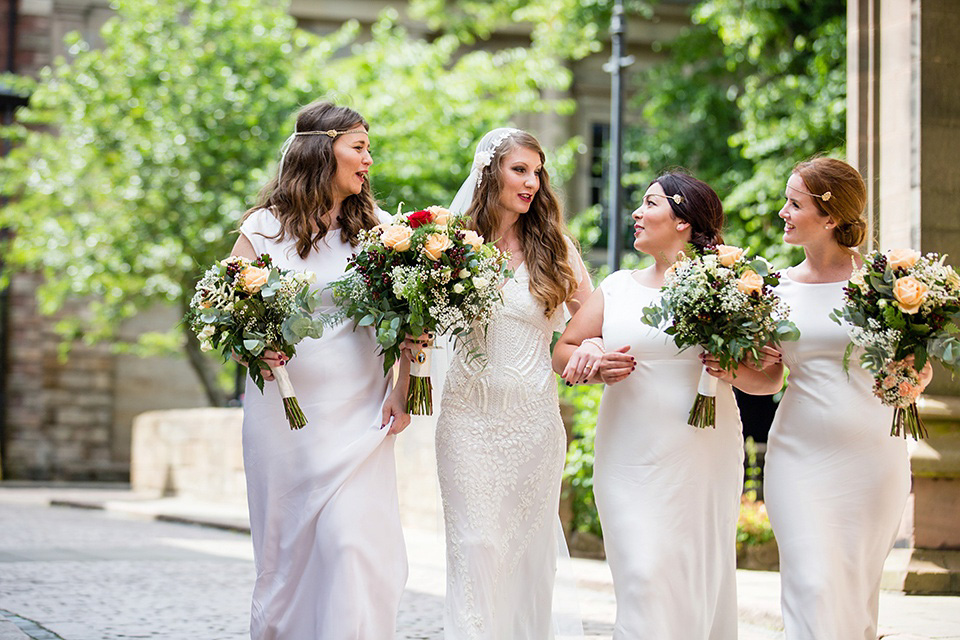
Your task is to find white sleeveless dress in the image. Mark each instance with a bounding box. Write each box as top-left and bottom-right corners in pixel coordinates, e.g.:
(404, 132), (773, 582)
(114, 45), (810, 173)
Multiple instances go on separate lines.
(435, 254), (582, 639)
(593, 269), (743, 639)
(239, 208), (407, 639)
(764, 274), (910, 640)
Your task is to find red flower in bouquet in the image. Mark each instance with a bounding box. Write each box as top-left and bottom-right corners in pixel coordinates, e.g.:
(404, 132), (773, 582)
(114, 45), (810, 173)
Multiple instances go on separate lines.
(407, 209), (433, 229)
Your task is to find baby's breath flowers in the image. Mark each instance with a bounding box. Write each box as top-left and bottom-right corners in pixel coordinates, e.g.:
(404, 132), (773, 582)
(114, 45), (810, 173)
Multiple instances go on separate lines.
(831, 249), (960, 438)
(186, 254), (324, 429)
(642, 244), (800, 429)
(328, 205), (510, 415)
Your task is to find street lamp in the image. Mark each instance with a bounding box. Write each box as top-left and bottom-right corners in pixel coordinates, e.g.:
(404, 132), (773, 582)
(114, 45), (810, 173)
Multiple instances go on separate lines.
(604, 0), (634, 272)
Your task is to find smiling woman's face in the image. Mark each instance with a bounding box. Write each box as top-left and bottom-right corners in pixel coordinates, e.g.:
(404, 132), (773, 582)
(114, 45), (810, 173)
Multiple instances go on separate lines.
(497, 146), (542, 216)
(331, 126), (372, 200)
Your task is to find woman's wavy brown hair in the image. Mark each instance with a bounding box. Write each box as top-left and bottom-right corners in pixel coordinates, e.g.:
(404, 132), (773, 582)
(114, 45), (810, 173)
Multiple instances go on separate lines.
(241, 101), (379, 257)
(464, 130), (579, 317)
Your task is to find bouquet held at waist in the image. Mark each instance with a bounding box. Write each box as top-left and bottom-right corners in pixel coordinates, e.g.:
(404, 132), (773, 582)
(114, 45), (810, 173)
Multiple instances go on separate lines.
(328, 205), (510, 415)
(642, 244), (800, 429)
(186, 254), (325, 430)
(831, 248), (960, 439)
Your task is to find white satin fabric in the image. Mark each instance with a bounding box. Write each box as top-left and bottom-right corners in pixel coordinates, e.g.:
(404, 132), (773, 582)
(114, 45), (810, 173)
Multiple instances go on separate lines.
(594, 270), (743, 639)
(765, 275), (909, 640)
(239, 208), (407, 639)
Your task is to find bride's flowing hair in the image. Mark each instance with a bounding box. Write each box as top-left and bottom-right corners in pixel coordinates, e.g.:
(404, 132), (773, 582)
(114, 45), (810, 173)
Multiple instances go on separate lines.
(464, 131), (578, 317)
(241, 100), (380, 257)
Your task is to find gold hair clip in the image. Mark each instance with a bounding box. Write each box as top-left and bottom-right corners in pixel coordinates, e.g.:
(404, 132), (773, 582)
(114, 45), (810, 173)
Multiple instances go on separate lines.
(789, 185), (832, 202)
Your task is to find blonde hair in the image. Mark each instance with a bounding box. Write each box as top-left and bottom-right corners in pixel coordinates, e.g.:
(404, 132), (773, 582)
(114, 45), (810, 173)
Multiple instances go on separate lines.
(464, 130), (578, 317)
(793, 157), (867, 248)
(242, 100), (379, 257)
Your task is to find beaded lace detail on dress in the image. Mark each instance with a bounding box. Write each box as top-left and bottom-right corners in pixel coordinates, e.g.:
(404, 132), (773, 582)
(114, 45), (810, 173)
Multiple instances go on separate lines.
(436, 264), (566, 638)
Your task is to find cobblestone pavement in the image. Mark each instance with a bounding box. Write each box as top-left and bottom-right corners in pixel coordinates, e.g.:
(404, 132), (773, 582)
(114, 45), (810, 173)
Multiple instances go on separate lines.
(1, 488), (956, 639)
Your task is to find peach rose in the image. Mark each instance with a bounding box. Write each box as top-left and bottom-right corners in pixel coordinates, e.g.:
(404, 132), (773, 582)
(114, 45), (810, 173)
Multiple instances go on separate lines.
(381, 225), (413, 251)
(887, 248), (920, 270)
(736, 270), (765, 296)
(427, 206), (451, 227)
(882, 375), (897, 390)
(892, 275), (929, 314)
(422, 233), (452, 261)
(460, 229), (484, 250)
(716, 244), (745, 267)
(240, 266), (269, 293)
(898, 380), (921, 400)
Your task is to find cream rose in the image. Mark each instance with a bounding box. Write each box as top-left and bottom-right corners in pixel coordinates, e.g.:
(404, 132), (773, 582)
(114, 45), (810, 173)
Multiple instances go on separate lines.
(460, 229), (484, 250)
(381, 225), (413, 251)
(453, 282), (465, 294)
(422, 233), (452, 261)
(199, 324), (216, 339)
(427, 206), (451, 227)
(472, 276), (490, 289)
(716, 244), (745, 267)
(458, 268), (471, 279)
(736, 270), (765, 296)
(241, 266), (270, 293)
(892, 275), (929, 314)
(887, 248), (921, 270)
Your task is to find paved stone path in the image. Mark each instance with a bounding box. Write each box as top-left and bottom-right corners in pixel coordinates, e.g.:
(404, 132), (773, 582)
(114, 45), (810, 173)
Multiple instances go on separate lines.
(0, 487), (956, 639)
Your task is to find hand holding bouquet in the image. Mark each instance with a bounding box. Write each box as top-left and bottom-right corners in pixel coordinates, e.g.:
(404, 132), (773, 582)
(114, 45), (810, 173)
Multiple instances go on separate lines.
(830, 249), (960, 438)
(642, 244), (800, 428)
(186, 254), (325, 429)
(329, 205), (510, 414)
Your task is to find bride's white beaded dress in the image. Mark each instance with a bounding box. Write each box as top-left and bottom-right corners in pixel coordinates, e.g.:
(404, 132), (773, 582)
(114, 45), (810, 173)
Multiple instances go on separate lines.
(436, 256), (583, 639)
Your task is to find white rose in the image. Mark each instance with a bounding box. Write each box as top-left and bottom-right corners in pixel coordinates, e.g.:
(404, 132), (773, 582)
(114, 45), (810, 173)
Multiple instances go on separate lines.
(199, 325), (216, 339)
(459, 269), (471, 279)
(453, 283), (465, 294)
(200, 340), (213, 352)
(472, 276), (490, 289)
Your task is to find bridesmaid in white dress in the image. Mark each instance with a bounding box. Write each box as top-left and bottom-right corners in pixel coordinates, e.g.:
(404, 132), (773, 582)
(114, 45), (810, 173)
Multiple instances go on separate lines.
(723, 157), (932, 640)
(230, 101), (411, 639)
(554, 173), (768, 639)
(432, 128), (592, 639)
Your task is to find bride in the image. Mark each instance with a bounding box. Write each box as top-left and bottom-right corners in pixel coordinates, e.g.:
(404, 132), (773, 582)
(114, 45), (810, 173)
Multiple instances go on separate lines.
(430, 128), (592, 638)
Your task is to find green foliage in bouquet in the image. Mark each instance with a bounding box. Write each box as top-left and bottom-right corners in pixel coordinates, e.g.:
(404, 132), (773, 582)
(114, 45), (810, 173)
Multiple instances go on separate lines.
(641, 245), (800, 371)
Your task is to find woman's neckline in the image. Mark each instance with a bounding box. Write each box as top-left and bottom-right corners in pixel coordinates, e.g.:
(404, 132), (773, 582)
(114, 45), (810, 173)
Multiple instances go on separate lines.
(628, 269), (663, 290)
(782, 268), (849, 285)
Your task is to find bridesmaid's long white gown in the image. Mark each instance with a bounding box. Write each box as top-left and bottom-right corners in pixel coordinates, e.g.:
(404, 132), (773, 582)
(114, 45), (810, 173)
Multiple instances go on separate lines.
(594, 270), (743, 640)
(765, 274), (909, 640)
(239, 209), (407, 640)
(435, 254), (583, 639)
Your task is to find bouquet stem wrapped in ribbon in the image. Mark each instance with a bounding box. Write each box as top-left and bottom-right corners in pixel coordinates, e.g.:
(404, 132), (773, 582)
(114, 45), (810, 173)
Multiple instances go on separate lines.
(831, 249), (960, 439)
(186, 254), (324, 430)
(642, 244), (800, 429)
(330, 205), (510, 415)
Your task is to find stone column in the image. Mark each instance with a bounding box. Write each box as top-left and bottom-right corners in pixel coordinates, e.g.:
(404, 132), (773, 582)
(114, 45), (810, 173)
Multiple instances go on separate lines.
(849, 0), (960, 594)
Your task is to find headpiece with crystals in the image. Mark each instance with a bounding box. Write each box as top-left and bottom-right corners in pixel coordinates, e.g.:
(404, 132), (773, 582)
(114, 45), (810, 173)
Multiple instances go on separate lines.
(276, 127), (368, 183)
(449, 127), (521, 215)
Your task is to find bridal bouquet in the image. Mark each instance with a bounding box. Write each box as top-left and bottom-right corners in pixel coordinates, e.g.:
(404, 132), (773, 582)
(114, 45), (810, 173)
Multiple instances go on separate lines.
(830, 249), (960, 439)
(187, 254), (325, 429)
(642, 244), (800, 428)
(329, 205), (510, 415)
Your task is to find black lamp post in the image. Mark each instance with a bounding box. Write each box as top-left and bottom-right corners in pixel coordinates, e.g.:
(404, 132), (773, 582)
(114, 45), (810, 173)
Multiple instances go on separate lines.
(604, 0), (633, 272)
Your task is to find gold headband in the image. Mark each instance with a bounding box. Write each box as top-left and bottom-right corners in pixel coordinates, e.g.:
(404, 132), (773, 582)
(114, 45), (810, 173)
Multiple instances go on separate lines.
(277, 128), (369, 182)
(295, 128), (368, 139)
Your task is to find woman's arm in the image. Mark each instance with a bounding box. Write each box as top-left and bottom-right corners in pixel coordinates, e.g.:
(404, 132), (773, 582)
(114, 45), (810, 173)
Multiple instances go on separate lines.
(564, 249), (594, 316)
(383, 357), (412, 434)
(553, 288), (635, 385)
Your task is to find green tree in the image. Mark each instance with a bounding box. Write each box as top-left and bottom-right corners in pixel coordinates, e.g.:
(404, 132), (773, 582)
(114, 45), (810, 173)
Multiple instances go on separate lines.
(0, 0), (573, 405)
(628, 0), (847, 264)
